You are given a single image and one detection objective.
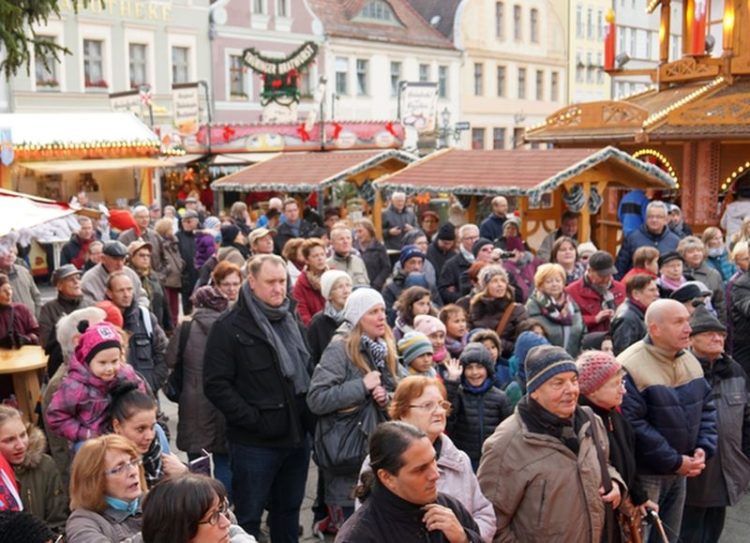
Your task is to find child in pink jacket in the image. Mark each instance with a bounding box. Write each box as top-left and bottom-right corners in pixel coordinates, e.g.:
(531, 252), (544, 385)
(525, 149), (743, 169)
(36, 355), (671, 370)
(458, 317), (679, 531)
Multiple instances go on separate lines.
(45, 320), (144, 448)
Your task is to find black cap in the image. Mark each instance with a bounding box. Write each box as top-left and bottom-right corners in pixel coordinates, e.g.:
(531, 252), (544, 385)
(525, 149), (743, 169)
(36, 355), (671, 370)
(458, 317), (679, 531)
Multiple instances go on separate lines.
(437, 222), (455, 241)
(221, 224), (241, 246)
(670, 281), (712, 303)
(471, 238), (493, 257)
(659, 251), (682, 268)
(51, 264), (81, 286)
(102, 241), (128, 258)
(588, 251), (617, 276)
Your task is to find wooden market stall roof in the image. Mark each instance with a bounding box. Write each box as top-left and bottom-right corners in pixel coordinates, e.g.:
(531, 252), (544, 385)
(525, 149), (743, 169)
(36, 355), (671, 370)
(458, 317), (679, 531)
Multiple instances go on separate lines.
(374, 146), (676, 202)
(211, 149), (417, 192)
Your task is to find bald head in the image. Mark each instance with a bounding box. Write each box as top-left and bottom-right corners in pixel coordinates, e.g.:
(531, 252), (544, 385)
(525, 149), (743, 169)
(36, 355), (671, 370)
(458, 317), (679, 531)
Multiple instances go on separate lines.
(645, 299), (692, 354)
(492, 196), (509, 217)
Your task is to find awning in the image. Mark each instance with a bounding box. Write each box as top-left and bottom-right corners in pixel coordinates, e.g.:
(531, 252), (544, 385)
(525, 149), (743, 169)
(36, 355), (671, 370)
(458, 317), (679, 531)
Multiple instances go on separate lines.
(164, 153), (206, 166)
(0, 192), (74, 237)
(209, 152), (281, 165)
(18, 157), (176, 174)
(212, 150), (416, 192)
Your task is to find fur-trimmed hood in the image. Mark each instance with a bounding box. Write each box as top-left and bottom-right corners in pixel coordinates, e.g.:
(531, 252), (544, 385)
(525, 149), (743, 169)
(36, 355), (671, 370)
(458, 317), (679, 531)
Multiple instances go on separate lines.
(15, 424), (46, 472)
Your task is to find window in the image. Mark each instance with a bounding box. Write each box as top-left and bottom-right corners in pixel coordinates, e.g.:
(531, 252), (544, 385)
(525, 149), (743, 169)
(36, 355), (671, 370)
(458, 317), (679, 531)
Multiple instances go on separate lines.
(299, 67), (313, 96)
(419, 63), (430, 83)
(35, 35), (58, 88)
(535, 70), (543, 100)
(495, 2), (505, 39)
(83, 39), (105, 88)
(629, 28), (637, 56)
(129, 43), (147, 88)
(530, 9), (539, 43)
(512, 127), (524, 148)
(438, 65), (448, 98)
(517, 67), (526, 99)
(575, 5), (583, 38)
(551, 71), (559, 101)
(513, 5), (522, 40)
(496, 65), (506, 97)
(252, 0), (264, 14)
(356, 59), (368, 96)
(229, 54), (246, 97)
(646, 30), (653, 59)
(335, 57), (348, 95)
(596, 53), (603, 83)
(473, 63), (483, 96)
(276, 0), (288, 17)
(493, 127), (506, 149)
(358, 0), (398, 23)
(586, 8), (593, 39)
(471, 128), (485, 150)
(576, 52), (584, 83)
(618, 26), (626, 56)
(390, 61), (401, 97)
(586, 52), (593, 83)
(171, 46), (189, 84)
(597, 10), (603, 40)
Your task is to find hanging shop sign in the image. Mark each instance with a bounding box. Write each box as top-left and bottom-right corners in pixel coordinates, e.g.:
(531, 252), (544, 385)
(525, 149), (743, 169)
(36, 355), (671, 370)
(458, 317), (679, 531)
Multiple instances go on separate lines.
(109, 90), (143, 119)
(172, 83), (205, 135)
(399, 82), (439, 134)
(242, 41), (319, 106)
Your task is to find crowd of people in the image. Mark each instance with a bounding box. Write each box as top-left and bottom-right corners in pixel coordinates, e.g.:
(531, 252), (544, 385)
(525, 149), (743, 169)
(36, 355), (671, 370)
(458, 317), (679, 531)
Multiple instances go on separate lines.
(0, 190), (748, 543)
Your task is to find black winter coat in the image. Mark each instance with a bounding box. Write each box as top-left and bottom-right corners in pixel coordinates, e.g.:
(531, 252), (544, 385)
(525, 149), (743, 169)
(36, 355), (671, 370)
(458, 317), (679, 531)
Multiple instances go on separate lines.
(609, 299), (647, 356)
(356, 240), (391, 291)
(438, 252), (471, 304)
(337, 483), (482, 543)
(122, 302), (168, 393)
(426, 241), (456, 277)
(730, 271), (750, 373)
(467, 296), (528, 357)
(203, 284), (314, 448)
(274, 219), (316, 254)
(306, 311), (339, 367)
(445, 379), (512, 467)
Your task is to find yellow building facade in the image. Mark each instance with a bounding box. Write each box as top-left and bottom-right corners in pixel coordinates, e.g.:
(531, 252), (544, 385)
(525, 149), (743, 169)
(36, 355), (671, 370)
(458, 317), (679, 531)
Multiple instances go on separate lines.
(568, 0), (612, 103)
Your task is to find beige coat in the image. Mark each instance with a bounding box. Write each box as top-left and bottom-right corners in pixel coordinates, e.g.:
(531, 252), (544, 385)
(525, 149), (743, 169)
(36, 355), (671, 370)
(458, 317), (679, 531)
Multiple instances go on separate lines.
(477, 406), (623, 543)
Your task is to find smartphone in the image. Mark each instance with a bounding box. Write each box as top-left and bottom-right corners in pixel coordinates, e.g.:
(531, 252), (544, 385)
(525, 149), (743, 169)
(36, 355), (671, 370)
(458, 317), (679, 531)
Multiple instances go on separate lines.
(188, 450), (213, 477)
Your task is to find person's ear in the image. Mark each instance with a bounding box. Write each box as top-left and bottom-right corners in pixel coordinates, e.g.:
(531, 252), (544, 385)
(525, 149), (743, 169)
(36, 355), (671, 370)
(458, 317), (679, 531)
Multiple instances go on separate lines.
(112, 418), (122, 433)
(377, 468), (397, 493)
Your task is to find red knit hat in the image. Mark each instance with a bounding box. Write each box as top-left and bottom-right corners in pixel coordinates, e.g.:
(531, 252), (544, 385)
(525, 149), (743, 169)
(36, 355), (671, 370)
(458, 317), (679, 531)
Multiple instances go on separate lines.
(576, 350), (622, 396)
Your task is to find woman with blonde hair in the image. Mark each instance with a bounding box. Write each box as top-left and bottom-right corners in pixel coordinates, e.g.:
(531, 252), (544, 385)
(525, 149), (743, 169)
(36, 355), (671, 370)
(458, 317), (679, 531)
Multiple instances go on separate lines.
(702, 226), (736, 282)
(525, 263), (585, 356)
(307, 288), (400, 535)
(65, 434), (146, 542)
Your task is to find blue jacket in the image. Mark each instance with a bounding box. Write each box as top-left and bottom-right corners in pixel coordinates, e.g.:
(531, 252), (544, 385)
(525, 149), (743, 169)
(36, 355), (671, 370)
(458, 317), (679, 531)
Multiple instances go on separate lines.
(615, 224), (680, 280)
(618, 339), (718, 475)
(617, 190), (648, 237)
(479, 214), (506, 242)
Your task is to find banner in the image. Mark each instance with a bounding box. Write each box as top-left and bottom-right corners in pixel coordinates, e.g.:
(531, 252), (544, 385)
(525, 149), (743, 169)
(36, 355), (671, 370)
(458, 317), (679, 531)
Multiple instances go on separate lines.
(172, 83), (204, 135)
(399, 82), (438, 134)
(109, 90), (143, 119)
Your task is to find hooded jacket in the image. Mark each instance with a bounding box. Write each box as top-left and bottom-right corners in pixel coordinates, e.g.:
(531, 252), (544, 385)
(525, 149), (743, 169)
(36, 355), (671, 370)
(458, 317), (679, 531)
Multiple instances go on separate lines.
(12, 425), (68, 533)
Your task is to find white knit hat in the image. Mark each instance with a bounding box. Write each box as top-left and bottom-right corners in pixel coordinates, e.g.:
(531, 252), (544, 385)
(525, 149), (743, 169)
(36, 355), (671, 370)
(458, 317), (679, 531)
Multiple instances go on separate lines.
(320, 270), (351, 300)
(343, 288), (385, 326)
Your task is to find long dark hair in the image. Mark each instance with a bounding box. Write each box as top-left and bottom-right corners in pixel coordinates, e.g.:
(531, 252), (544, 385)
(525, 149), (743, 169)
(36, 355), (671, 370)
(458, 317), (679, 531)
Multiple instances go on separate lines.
(353, 421), (427, 502)
(109, 381), (156, 423)
(394, 286), (433, 326)
(142, 474), (227, 543)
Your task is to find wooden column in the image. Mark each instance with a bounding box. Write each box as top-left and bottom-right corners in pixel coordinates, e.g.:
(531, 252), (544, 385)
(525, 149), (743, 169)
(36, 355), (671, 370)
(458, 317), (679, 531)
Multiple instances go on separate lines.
(519, 196), (529, 239)
(579, 180), (592, 243)
(660, 0), (672, 63)
(373, 189), (383, 241)
(467, 196), (478, 225)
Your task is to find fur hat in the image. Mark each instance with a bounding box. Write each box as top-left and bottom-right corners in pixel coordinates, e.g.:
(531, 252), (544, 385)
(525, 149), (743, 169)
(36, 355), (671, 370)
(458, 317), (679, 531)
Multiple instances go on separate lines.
(525, 345), (577, 394)
(577, 241), (598, 258)
(576, 350), (622, 396)
(398, 331), (434, 365)
(343, 288), (385, 327)
(75, 321), (122, 365)
(414, 314), (446, 337)
(320, 270), (351, 300)
(459, 342), (495, 379)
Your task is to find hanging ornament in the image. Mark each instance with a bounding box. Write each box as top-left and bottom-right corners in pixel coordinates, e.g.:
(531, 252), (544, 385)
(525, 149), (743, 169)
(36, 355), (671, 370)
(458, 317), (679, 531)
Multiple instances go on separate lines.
(588, 187), (604, 214)
(562, 185), (586, 212)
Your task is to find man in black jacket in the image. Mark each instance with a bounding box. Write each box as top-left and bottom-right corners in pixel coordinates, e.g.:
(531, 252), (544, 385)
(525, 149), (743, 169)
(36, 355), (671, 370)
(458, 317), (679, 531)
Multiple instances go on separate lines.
(438, 224), (480, 304)
(274, 198), (315, 254)
(609, 273), (659, 355)
(204, 254), (314, 542)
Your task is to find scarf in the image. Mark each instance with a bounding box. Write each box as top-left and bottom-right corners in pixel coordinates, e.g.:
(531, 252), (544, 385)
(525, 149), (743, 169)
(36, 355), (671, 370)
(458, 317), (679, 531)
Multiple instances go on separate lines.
(658, 274), (685, 291)
(583, 274), (616, 310)
(141, 436), (163, 489)
(461, 377), (494, 395)
(242, 283), (311, 395)
(445, 334), (468, 357)
(360, 335), (387, 370)
(323, 301), (346, 324)
(459, 245), (475, 264)
(432, 346), (448, 363)
(105, 495), (141, 516)
(517, 396), (580, 454)
(287, 220), (301, 237)
(530, 290), (573, 326)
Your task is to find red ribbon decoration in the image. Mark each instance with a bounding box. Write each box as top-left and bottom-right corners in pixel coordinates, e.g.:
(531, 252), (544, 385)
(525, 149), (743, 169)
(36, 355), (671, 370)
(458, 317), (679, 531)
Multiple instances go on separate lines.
(385, 122), (397, 137)
(332, 122), (343, 140)
(223, 126), (236, 143)
(297, 123), (311, 142)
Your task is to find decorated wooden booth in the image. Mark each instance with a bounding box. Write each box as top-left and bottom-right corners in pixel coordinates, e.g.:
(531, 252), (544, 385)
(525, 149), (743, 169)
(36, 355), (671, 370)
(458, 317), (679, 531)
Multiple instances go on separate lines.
(373, 146), (675, 255)
(526, 0), (750, 232)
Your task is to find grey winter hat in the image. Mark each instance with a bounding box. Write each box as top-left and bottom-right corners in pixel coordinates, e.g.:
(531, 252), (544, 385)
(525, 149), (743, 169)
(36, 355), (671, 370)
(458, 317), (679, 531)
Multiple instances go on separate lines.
(52, 264), (81, 286)
(459, 342), (496, 379)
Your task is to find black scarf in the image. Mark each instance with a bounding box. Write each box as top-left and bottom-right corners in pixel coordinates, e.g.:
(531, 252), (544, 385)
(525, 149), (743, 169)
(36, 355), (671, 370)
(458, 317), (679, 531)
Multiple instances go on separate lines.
(517, 396), (581, 454)
(141, 436), (163, 489)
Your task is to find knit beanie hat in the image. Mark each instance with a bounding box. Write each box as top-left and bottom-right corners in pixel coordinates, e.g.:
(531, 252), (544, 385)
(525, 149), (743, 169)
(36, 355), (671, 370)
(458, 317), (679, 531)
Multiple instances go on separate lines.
(437, 222), (456, 241)
(191, 285), (229, 313)
(343, 288), (385, 326)
(0, 511), (54, 543)
(204, 216), (221, 230)
(75, 321), (122, 365)
(320, 270), (351, 300)
(459, 342), (495, 378)
(472, 238), (494, 257)
(399, 244), (426, 267)
(689, 304), (727, 336)
(525, 345), (577, 394)
(414, 314), (446, 336)
(404, 272), (430, 289)
(576, 350), (622, 396)
(398, 331), (434, 365)
(577, 241), (597, 257)
(94, 300), (124, 328)
(221, 224), (240, 246)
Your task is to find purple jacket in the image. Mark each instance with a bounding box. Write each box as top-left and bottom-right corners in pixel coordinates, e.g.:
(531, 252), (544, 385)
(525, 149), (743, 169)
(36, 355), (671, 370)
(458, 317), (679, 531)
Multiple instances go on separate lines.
(194, 232), (217, 270)
(45, 353), (144, 444)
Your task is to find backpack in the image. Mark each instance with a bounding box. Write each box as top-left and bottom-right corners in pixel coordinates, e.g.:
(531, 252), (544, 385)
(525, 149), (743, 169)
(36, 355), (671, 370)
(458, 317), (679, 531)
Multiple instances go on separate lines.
(164, 319), (193, 403)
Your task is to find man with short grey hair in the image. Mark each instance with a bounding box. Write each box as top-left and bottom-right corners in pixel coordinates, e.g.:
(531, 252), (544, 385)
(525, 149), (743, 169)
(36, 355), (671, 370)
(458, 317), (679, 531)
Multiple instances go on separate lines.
(439, 224), (480, 303)
(119, 204), (163, 272)
(81, 240), (149, 308)
(382, 191), (417, 251)
(615, 200), (680, 279)
(326, 224), (370, 286)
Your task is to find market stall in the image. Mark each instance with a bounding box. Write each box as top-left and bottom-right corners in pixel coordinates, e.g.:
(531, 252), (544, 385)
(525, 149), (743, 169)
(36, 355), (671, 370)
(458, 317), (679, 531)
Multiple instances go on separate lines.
(373, 146), (676, 254)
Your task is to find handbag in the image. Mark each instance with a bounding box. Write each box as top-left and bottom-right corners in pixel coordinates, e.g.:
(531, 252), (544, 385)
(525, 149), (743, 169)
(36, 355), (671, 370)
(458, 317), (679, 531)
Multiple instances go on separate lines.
(313, 401), (386, 476)
(495, 302), (517, 338)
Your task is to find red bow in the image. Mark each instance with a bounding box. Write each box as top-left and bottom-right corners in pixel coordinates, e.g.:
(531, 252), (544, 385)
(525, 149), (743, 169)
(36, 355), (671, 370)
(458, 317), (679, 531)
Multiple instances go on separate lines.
(297, 123), (311, 142)
(332, 122), (343, 140)
(385, 122), (397, 137)
(223, 126), (236, 143)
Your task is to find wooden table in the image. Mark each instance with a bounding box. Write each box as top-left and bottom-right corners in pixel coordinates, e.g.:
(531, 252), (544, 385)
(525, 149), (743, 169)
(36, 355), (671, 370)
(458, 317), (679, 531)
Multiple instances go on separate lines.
(0, 346), (47, 424)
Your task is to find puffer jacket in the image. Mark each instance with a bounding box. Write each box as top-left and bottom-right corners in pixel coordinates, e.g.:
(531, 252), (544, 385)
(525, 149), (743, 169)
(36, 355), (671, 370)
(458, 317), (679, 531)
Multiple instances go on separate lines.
(685, 261), (727, 324)
(468, 296), (528, 357)
(445, 379), (512, 468)
(618, 339), (718, 474)
(609, 298), (647, 356)
(615, 224), (680, 279)
(45, 351), (145, 444)
(685, 351), (750, 507)
(706, 251), (736, 282)
(12, 425), (68, 533)
(477, 405), (620, 543)
(65, 507), (142, 543)
(565, 276), (626, 332)
(167, 308), (228, 455)
(359, 433), (496, 543)
(159, 236), (184, 288)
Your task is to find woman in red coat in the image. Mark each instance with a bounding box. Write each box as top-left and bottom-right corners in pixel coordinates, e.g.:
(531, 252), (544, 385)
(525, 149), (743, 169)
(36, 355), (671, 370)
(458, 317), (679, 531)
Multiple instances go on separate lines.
(292, 238), (328, 325)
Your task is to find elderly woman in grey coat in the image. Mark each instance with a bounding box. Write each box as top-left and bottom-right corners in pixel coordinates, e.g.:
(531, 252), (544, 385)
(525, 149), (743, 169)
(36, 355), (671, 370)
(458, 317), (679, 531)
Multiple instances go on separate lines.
(307, 288), (401, 534)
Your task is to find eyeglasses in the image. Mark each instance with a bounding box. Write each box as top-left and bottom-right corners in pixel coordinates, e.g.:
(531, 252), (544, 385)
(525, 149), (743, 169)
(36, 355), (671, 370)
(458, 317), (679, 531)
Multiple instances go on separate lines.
(199, 499), (230, 526)
(104, 457), (143, 477)
(409, 400), (451, 413)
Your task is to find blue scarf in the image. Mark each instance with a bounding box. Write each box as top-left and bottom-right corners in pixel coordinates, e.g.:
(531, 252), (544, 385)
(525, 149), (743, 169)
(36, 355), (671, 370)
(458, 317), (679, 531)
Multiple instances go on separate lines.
(360, 335), (387, 369)
(105, 495), (140, 516)
(461, 377), (494, 395)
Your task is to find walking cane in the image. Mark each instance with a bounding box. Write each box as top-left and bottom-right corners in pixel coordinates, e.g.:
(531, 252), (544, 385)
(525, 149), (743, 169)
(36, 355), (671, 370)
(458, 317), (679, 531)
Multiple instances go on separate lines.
(645, 509), (670, 543)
